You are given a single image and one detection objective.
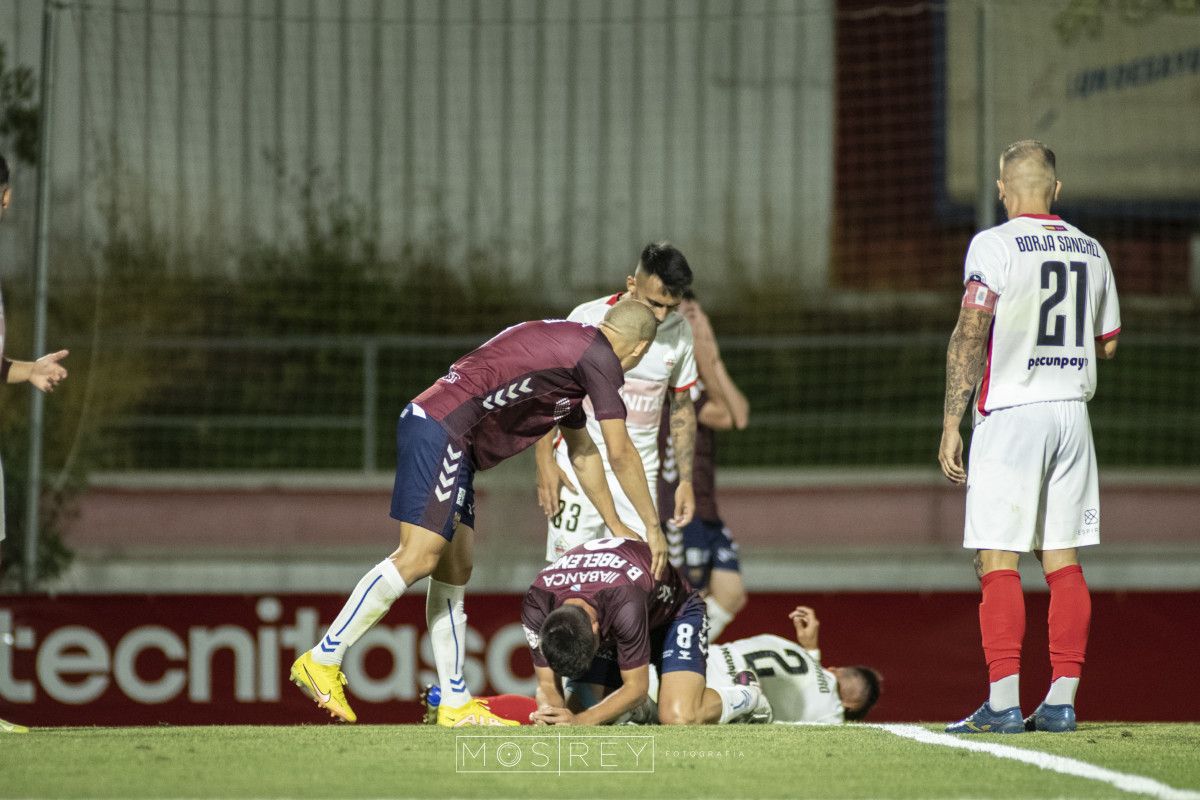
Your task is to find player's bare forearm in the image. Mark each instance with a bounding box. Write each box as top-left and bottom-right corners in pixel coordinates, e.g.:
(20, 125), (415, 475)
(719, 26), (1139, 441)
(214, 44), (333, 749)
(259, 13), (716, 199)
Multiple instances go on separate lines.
(597, 419), (659, 536)
(571, 671), (649, 726)
(534, 429), (558, 474)
(714, 360), (750, 429)
(943, 307), (993, 428)
(534, 667), (566, 710)
(4, 350), (69, 393)
(668, 391), (696, 482)
(697, 398), (733, 430)
(535, 428), (574, 516)
(565, 435), (624, 533)
(607, 448), (660, 536)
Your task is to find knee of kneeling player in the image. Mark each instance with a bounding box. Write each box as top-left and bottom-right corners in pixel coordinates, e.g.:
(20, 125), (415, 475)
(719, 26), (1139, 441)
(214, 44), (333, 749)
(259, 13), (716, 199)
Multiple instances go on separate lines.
(658, 702), (699, 726)
(393, 548), (442, 582)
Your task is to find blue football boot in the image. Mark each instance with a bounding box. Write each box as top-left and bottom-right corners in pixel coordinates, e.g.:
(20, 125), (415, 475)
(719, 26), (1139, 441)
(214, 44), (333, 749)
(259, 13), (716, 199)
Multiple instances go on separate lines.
(945, 703), (1025, 734)
(1024, 702), (1077, 732)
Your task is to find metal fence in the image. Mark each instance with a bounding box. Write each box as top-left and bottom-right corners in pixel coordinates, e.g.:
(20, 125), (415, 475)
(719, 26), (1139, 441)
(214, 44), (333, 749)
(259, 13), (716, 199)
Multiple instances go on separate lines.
(91, 330), (1200, 472)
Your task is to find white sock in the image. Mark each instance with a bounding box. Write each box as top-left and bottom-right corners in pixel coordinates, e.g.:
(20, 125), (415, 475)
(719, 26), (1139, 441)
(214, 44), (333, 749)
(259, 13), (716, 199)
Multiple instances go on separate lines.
(716, 684), (761, 724)
(705, 596), (735, 642)
(1044, 677), (1079, 706)
(311, 560), (406, 666)
(427, 579), (471, 707)
(988, 673), (1020, 711)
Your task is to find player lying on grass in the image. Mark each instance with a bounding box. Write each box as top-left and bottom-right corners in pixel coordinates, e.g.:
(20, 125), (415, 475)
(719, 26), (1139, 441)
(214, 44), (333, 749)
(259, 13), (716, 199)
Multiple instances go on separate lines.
(656, 606), (881, 724)
(434, 605), (880, 725)
(291, 300), (671, 726)
(520, 537), (771, 726)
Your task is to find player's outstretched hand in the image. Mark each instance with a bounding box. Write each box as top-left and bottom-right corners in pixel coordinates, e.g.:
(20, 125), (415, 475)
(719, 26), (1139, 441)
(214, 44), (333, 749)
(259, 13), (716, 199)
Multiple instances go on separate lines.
(531, 704), (576, 725)
(938, 427), (966, 485)
(789, 606), (820, 650)
(670, 482), (695, 529)
(29, 349), (69, 393)
(536, 462), (578, 517)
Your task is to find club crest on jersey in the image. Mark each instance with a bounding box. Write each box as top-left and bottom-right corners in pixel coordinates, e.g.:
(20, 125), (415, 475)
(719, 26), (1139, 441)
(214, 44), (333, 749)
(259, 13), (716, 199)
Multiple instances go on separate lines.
(553, 397), (571, 421)
(663, 354), (677, 369)
(523, 625), (540, 650)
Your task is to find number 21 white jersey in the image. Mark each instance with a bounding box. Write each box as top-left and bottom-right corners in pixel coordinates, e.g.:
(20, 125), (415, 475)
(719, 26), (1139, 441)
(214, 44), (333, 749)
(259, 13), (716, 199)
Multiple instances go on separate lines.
(965, 214), (1120, 417)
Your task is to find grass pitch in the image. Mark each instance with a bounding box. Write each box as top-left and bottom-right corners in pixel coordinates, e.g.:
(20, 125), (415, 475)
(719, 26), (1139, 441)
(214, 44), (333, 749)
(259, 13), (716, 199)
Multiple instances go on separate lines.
(3, 723), (1199, 799)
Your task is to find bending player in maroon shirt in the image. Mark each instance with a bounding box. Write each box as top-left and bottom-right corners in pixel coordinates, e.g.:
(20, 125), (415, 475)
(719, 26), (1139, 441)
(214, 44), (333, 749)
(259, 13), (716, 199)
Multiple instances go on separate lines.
(521, 538), (770, 726)
(290, 300), (670, 727)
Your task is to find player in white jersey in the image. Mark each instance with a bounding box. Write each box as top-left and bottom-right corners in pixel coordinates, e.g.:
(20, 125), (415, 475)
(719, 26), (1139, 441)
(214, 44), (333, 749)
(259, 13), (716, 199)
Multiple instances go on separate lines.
(536, 242), (698, 560)
(940, 141), (1120, 735)
(643, 606), (881, 724)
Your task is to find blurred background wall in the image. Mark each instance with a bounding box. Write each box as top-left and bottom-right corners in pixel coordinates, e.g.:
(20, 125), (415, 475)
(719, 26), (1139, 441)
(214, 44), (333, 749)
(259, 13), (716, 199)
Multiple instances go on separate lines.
(0, 0), (1195, 581)
(0, 0), (1198, 722)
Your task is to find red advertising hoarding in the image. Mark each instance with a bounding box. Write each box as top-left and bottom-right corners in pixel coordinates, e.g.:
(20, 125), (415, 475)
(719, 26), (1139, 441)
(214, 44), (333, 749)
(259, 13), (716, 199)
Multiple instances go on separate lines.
(2, 592), (1197, 725)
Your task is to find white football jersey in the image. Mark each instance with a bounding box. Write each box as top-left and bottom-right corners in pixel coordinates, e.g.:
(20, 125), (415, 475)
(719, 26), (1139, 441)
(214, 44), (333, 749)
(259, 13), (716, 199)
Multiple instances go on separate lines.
(555, 292), (698, 476)
(708, 634), (844, 724)
(965, 214), (1120, 418)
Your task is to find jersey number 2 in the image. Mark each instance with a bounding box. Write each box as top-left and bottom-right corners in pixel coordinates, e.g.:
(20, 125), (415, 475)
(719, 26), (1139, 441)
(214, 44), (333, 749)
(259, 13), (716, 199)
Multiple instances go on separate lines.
(1037, 260), (1088, 347)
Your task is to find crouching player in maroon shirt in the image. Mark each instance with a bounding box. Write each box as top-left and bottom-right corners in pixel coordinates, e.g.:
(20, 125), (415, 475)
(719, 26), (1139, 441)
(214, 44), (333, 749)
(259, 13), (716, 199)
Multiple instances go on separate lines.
(291, 300), (670, 726)
(522, 537), (771, 726)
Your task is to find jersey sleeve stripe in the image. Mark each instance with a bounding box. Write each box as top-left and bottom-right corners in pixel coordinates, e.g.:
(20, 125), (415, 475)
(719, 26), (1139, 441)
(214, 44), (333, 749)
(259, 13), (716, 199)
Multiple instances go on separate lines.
(670, 379), (698, 393)
(1098, 327), (1121, 341)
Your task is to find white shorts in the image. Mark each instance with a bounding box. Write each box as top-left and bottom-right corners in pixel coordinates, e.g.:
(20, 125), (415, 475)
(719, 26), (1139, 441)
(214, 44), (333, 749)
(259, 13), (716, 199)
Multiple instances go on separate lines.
(965, 400), (1100, 552)
(544, 446), (653, 561)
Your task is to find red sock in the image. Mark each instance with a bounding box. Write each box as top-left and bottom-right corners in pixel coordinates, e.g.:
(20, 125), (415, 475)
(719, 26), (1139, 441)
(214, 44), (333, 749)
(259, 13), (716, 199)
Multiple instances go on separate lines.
(481, 694), (538, 725)
(979, 569), (1025, 683)
(1046, 564), (1090, 680)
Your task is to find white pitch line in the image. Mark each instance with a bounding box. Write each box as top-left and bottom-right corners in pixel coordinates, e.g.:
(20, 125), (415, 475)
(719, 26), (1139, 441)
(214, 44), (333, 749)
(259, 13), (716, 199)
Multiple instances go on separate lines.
(875, 724), (1200, 800)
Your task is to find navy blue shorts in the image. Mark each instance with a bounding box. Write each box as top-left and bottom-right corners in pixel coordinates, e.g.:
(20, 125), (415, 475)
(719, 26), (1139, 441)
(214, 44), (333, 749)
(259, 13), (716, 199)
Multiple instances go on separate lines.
(389, 403), (475, 540)
(667, 517), (740, 592)
(576, 592), (708, 688)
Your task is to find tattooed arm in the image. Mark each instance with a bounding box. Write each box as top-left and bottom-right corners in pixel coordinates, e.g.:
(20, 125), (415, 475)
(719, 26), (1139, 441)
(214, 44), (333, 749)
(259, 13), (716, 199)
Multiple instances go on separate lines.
(938, 306), (994, 484)
(668, 389), (697, 526)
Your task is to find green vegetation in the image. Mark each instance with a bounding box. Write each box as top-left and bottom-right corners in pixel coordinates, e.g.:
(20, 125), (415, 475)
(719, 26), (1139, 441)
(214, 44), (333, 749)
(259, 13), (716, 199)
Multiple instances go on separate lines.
(3, 723), (1199, 799)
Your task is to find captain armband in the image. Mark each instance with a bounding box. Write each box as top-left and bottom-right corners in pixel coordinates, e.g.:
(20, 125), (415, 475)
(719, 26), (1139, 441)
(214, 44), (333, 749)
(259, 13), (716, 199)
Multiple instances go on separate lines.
(961, 280), (998, 312)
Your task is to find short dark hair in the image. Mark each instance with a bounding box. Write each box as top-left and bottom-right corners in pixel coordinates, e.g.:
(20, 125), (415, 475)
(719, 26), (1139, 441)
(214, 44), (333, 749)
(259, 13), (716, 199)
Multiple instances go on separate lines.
(0, 155), (9, 186)
(638, 241), (693, 298)
(539, 605), (598, 679)
(842, 666), (882, 721)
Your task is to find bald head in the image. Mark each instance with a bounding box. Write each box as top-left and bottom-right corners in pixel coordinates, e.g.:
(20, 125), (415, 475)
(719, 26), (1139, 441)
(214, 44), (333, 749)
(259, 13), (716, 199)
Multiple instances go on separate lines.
(599, 299), (656, 371)
(602, 298), (656, 344)
(997, 139), (1060, 218)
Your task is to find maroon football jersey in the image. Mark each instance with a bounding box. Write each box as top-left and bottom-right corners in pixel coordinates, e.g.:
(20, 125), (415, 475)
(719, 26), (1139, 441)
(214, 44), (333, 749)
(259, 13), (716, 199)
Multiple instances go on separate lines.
(657, 391), (718, 523)
(413, 320), (626, 470)
(522, 538), (695, 671)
